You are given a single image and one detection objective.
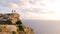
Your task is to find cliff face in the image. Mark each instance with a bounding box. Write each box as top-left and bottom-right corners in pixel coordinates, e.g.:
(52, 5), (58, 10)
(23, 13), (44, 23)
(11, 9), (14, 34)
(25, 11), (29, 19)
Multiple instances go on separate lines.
(0, 13), (34, 34)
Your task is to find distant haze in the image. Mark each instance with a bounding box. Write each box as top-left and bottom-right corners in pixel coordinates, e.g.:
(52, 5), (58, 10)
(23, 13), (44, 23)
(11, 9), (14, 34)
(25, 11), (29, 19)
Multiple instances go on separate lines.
(22, 20), (60, 34)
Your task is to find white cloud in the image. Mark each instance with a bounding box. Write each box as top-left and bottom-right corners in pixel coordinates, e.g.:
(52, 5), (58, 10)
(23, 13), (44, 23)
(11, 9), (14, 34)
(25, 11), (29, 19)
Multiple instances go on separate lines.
(8, 3), (19, 9)
(19, 0), (60, 20)
(1, 0), (60, 20)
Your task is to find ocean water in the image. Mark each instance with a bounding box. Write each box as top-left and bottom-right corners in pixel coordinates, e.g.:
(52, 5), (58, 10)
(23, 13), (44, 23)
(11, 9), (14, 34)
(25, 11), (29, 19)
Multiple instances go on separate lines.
(21, 20), (60, 34)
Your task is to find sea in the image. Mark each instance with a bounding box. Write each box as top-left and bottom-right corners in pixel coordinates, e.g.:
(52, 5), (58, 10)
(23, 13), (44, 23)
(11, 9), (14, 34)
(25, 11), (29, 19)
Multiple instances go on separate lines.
(22, 20), (60, 34)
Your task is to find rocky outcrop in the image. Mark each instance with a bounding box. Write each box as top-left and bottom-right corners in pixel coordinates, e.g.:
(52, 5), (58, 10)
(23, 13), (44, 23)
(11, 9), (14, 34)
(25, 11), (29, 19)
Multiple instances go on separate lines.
(0, 13), (34, 34)
(0, 13), (19, 21)
(24, 27), (34, 34)
(0, 25), (34, 34)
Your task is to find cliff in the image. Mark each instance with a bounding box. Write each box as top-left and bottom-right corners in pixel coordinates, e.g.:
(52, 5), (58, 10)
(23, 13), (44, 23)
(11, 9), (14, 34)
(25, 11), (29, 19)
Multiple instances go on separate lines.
(0, 13), (34, 34)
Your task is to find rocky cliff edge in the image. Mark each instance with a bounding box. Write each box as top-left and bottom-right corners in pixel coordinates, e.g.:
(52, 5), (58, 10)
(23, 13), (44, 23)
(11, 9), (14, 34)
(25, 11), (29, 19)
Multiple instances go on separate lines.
(0, 13), (34, 34)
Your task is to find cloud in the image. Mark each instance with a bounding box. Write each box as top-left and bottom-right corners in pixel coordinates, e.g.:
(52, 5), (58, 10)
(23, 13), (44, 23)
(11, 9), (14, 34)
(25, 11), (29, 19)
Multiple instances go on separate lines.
(1, 0), (60, 20)
(8, 3), (19, 9)
(20, 12), (41, 20)
(20, 11), (53, 20)
(5, 0), (54, 20)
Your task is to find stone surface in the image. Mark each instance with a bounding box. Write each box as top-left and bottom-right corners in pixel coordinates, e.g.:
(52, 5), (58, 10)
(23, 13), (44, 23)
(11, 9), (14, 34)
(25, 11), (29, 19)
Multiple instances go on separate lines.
(0, 13), (20, 21)
(0, 13), (34, 34)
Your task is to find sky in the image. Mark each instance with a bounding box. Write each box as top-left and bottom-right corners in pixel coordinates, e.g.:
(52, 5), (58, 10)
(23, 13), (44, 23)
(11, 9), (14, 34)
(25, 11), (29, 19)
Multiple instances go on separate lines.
(0, 0), (60, 20)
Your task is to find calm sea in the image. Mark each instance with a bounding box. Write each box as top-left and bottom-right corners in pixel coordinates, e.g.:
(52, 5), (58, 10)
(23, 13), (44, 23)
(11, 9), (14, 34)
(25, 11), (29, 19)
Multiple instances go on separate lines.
(22, 20), (60, 34)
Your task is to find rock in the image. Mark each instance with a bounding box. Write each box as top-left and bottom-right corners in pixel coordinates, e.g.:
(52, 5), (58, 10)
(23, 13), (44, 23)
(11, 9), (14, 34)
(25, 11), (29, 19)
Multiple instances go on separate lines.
(24, 27), (34, 34)
(0, 13), (34, 34)
(0, 13), (19, 21)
